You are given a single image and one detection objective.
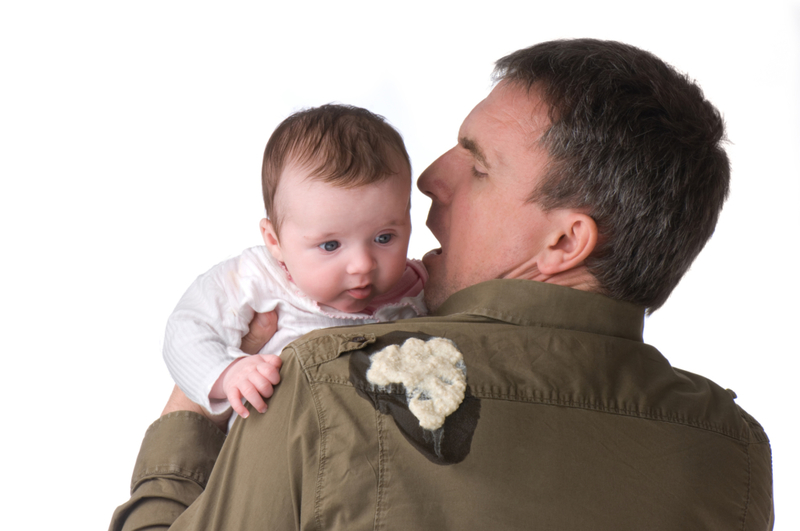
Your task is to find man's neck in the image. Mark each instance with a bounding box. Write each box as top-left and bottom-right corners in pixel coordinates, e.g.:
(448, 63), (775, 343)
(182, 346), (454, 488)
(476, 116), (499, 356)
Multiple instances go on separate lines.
(502, 263), (599, 293)
(541, 265), (599, 292)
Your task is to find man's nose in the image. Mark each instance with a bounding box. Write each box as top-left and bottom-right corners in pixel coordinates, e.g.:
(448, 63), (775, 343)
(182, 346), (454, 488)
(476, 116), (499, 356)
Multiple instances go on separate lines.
(346, 248), (377, 275)
(417, 147), (456, 205)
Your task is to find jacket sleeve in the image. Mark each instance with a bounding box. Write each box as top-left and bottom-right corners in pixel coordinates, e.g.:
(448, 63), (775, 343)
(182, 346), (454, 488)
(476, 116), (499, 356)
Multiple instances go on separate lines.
(110, 348), (319, 531)
(739, 407), (775, 530)
(108, 412), (226, 531)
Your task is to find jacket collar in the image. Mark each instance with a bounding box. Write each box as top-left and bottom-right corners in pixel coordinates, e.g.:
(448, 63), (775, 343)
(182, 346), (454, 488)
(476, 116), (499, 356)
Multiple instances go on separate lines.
(433, 279), (645, 343)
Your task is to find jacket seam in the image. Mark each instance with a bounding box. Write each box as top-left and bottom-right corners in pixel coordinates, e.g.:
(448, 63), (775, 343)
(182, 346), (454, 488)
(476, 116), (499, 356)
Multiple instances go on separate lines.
(471, 392), (750, 441)
(455, 308), (643, 342)
(740, 441), (752, 530)
(312, 375), (356, 386)
(310, 377), (751, 441)
(304, 377), (329, 531)
(131, 466), (210, 492)
(373, 410), (387, 531)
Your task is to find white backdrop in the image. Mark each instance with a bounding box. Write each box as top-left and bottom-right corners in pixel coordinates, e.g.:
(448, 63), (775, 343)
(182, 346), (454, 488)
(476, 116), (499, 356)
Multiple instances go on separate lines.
(1, 1), (798, 529)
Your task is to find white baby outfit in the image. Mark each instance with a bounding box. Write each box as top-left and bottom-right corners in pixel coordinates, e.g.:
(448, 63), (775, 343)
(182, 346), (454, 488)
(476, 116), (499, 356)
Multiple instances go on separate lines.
(164, 246), (427, 414)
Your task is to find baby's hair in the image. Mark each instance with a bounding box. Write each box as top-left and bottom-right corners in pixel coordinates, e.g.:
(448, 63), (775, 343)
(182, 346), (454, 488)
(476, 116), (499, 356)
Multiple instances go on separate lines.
(262, 104), (411, 236)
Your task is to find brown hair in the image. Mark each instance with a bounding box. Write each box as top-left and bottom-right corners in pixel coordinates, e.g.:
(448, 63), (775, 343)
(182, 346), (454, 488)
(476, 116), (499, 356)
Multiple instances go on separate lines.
(494, 39), (730, 312)
(262, 104), (411, 235)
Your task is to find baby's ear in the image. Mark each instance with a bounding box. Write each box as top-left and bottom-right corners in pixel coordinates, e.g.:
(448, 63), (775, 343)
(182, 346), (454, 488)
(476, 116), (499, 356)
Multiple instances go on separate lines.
(260, 218), (283, 262)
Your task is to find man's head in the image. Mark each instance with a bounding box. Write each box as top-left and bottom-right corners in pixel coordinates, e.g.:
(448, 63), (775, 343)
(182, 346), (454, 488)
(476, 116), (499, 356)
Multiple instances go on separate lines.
(420, 39), (729, 313)
(259, 104), (413, 313)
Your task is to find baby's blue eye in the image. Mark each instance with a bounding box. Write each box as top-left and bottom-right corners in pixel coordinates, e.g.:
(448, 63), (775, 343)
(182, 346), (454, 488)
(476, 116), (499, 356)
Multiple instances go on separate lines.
(319, 241), (340, 252)
(375, 234), (392, 244)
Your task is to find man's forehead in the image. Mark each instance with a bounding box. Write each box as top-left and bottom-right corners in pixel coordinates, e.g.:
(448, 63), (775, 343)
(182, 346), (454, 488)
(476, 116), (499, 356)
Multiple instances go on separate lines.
(491, 82), (549, 131)
(458, 82), (549, 165)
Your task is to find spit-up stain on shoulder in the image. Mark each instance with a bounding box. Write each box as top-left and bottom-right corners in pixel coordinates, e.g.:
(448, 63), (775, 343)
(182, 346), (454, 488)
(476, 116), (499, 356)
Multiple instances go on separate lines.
(349, 331), (481, 465)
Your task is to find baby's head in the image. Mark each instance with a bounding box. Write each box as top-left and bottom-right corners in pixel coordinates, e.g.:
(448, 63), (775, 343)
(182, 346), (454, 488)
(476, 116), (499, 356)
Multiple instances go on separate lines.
(259, 104), (413, 313)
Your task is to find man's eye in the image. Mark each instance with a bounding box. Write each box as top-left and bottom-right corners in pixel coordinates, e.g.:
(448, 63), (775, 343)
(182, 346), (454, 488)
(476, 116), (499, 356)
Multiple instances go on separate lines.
(471, 166), (487, 178)
(375, 234), (392, 244)
(319, 241), (340, 252)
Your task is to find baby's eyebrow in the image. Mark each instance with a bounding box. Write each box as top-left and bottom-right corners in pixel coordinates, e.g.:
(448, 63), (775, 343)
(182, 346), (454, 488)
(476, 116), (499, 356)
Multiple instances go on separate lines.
(459, 136), (490, 169)
(304, 231), (338, 241)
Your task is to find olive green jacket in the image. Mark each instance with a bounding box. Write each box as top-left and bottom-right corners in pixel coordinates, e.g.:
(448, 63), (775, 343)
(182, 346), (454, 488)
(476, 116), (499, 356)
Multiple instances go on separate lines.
(111, 280), (773, 530)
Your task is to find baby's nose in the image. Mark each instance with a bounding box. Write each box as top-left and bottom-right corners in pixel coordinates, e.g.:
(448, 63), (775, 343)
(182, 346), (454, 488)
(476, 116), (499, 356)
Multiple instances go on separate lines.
(346, 249), (377, 275)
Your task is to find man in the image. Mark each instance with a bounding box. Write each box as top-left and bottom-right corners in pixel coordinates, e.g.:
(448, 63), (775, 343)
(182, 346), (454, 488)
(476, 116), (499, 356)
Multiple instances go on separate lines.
(111, 39), (773, 530)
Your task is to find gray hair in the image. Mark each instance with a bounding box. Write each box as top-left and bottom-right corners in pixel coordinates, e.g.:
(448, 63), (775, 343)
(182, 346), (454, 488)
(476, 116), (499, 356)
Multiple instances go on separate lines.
(494, 39), (730, 312)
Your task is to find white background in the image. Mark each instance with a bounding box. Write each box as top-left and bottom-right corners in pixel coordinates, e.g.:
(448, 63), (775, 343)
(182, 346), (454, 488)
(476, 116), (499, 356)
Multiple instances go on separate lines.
(1, 1), (798, 529)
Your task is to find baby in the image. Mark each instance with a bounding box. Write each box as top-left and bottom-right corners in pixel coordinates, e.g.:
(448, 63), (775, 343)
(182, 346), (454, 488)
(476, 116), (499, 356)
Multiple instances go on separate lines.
(163, 104), (427, 420)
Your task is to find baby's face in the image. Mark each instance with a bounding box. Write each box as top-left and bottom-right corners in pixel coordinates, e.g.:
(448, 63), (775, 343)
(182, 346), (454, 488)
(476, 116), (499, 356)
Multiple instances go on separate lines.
(262, 167), (412, 313)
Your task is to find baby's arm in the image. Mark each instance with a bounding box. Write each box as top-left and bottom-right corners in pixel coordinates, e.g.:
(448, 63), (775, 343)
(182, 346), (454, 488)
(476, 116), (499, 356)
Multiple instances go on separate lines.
(210, 309), (281, 418)
(163, 252), (281, 414)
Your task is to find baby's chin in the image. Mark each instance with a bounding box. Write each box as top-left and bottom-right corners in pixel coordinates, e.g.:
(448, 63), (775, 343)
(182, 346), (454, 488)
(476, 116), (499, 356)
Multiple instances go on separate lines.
(325, 296), (374, 315)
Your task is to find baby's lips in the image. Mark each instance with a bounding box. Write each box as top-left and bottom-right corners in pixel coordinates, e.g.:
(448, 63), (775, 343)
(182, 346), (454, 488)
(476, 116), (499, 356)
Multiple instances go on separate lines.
(347, 286), (372, 299)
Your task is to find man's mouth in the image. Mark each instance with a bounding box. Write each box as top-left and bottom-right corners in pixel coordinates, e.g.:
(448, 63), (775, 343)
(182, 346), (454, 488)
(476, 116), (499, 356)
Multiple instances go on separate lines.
(347, 285), (373, 299)
(423, 248), (443, 261)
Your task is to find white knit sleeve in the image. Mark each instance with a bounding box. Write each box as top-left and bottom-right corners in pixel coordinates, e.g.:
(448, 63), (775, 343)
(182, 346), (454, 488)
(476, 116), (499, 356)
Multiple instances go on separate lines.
(162, 250), (277, 414)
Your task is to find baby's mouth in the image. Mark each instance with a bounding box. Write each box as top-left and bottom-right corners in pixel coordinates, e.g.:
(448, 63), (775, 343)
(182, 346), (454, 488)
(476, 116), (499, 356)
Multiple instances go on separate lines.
(347, 285), (372, 299)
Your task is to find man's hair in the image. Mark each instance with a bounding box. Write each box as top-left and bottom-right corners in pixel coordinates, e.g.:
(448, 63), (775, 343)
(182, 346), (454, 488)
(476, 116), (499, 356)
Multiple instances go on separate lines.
(494, 39), (730, 312)
(262, 104), (411, 235)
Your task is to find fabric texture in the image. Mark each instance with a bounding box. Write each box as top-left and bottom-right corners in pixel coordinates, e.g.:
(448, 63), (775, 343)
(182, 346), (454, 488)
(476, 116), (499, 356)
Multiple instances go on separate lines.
(114, 279), (773, 530)
(163, 246), (427, 413)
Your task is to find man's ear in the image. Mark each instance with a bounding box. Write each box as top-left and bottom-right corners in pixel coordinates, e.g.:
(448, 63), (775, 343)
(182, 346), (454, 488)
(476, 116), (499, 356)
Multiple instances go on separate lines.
(537, 213), (598, 276)
(260, 218), (284, 262)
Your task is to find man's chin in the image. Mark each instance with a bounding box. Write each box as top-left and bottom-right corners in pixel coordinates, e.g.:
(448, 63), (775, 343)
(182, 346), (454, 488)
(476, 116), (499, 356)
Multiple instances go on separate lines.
(422, 276), (451, 313)
(423, 288), (442, 313)
(422, 248), (457, 312)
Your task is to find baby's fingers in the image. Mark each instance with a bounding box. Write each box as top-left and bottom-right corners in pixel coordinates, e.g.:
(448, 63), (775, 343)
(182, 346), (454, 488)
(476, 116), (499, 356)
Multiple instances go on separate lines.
(249, 371), (276, 403)
(226, 388), (251, 419)
(257, 355), (282, 385)
(240, 378), (269, 414)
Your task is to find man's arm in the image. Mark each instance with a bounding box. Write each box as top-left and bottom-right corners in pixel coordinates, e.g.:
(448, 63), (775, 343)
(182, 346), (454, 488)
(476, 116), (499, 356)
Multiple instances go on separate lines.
(110, 313), (282, 531)
(109, 407), (225, 531)
(111, 347), (317, 530)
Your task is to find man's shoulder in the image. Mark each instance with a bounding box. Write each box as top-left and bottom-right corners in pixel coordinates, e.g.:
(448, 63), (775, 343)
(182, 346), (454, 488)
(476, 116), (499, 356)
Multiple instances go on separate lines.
(283, 313), (766, 445)
(669, 368), (770, 443)
(281, 318), (444, 370)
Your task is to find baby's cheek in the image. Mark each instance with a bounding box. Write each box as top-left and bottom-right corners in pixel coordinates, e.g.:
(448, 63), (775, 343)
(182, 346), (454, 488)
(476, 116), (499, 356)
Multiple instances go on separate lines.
(293, 269), (328, 300)
(384, 256), (409, 289)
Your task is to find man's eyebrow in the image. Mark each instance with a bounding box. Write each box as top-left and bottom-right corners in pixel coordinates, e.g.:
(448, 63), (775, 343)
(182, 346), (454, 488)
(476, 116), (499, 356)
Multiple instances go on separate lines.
(459, 137), (490, 169)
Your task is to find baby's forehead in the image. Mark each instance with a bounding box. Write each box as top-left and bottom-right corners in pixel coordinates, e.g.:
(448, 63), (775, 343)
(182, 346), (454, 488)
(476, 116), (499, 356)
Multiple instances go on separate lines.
(278, 169), (411, 226)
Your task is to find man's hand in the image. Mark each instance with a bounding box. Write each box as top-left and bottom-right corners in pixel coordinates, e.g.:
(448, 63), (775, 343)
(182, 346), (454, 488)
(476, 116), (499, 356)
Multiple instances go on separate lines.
(240, 310), (278, 354)
(217, 354), (282, 418)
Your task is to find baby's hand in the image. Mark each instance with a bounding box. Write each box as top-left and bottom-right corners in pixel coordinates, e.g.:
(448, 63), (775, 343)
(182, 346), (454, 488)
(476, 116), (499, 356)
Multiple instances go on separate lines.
(221, 354), (282, 418)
